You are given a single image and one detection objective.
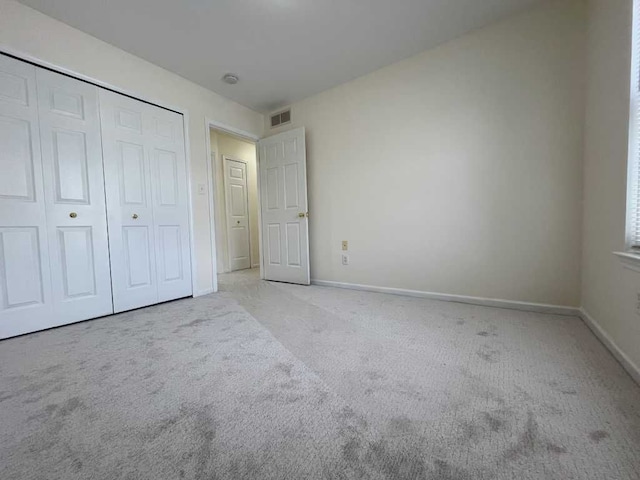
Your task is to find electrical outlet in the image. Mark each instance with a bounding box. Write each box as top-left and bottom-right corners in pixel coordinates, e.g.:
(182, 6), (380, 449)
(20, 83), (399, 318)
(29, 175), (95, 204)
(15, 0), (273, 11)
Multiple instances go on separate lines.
(342, 254), (349, 265)
(342, 240), (348, 251)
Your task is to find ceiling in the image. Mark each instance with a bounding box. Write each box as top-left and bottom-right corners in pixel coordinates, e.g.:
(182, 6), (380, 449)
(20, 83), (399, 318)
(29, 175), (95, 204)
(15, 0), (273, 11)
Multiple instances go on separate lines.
(18, 0), (543, 113)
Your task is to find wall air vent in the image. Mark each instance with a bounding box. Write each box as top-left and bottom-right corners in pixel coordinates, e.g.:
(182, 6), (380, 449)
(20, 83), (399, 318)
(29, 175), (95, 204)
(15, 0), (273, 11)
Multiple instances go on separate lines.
(270, 109), (291, 128)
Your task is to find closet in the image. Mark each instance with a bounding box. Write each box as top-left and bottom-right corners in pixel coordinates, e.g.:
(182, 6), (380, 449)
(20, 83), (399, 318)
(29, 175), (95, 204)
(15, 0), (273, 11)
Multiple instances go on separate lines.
(0, 54), (192, 339)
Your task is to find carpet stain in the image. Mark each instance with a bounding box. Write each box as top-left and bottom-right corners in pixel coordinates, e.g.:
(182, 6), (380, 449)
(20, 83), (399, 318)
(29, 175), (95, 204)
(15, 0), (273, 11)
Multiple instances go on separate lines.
(342, 437), (361, 463)
(364, 439), (428, 479)
(388, 416), (415, 435)
(99, 363), (112, 372)
(275, 362), (293, 376)
(547, 443), (567, 454)
(503, 411), (538, 460)
(432, 459), (472, 480)
(175, 318), (209, 330)
(41, 364), (63, 375)
(589, 430), (609, 443)
(477, 345), (501, 363)
(483, 412), (507, 432)
(54, 397), (84, 418)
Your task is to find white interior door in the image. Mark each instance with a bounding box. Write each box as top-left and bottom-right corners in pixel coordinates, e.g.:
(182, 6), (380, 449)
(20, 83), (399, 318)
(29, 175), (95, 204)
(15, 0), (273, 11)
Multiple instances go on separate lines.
(100, 89), (192, 312)
(224, 157), (251, 272)
(36, 68), (113, 325)
(0, 55), (54, 338)
(258, 127), (310, 285)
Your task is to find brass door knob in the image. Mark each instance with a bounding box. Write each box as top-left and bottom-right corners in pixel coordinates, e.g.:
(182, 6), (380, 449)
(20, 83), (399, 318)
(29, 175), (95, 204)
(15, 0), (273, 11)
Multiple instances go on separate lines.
(298, 212), (305, 218)
(132, 214), (139, 219)
(69, 212), (77, 218)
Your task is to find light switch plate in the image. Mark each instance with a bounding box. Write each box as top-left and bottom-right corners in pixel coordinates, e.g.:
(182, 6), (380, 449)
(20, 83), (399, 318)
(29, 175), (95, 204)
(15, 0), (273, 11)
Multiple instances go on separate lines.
(342, 240), (348, 251)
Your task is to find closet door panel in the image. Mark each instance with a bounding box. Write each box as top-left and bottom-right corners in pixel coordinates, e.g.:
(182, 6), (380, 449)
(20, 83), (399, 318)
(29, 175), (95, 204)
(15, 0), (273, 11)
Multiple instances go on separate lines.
(36, 68), (113, 324)
(100, 90), (157, 312)
(0, 55), (54, 339)
(148, 107), (192, 302)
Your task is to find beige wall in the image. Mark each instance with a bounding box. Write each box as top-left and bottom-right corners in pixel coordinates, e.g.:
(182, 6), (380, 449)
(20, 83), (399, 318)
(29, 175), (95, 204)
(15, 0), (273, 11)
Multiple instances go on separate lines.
(582, 0), (640, 371)
(210, 130), (259, 273)
(267, 0), (586, 306)
(0, 0), (264, 295)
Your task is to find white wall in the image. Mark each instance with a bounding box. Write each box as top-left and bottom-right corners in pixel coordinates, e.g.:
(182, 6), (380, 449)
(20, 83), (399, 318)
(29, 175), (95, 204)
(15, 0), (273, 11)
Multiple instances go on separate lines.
(268, 0), (586, 306)
(582, 0), (640, 371)
(210, 130), (259, 273)
(0, 0), (264, 296)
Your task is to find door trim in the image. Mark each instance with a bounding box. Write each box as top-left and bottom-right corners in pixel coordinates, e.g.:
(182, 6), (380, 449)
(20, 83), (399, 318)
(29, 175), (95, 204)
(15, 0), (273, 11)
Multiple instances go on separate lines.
(204, 119), (261, 291)
(0, 46), (198, 299)
(222, 156), (251, 271)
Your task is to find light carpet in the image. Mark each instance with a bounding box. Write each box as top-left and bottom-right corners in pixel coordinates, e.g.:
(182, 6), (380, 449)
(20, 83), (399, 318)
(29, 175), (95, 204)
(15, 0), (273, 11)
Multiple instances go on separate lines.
(0, 269), (639, 479)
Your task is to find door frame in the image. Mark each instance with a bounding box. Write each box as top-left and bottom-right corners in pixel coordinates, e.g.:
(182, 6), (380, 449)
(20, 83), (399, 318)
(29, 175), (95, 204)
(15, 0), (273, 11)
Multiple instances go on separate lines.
(204, 119), (262, 292)
(222, 155), (252, 272)
(0, 46), (200, 298)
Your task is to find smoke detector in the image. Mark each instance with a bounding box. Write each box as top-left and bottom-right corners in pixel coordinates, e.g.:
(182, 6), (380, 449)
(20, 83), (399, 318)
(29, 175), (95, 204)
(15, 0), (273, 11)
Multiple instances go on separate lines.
(222, 73), (239, 85)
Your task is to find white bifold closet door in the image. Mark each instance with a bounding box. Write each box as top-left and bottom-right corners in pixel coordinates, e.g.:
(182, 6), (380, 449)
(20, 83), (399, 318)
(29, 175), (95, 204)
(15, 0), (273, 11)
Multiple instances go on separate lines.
(0, 56), (113, 338)
(99, 90), (192, 313)
(36, 68), (113, 324)
(0, 56), (54, 337)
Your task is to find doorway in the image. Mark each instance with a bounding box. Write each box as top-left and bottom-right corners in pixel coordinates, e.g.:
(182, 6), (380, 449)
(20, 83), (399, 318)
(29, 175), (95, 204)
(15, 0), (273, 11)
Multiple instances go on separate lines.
(210, 128), (260, 274)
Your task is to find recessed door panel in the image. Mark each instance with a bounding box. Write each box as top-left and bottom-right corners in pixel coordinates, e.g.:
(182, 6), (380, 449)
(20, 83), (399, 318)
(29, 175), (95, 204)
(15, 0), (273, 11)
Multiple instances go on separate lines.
(154, 117), (174, 140)
(159, 225), (183, 282)
(286, 222), (301, 267)
(231, 226), (250, 257)
(259, 128), (309, 284)
(0, 227), (44, 309)
(52, 129), (89, 204)
(0, 70), (28, 105)
(50, 89), (84, 119)
(116, 108), (142, 134)
(266, 167), (279, 210)
(267, 224), (281, 266)
(0, 116), (34, 201)
(123, 226), (152, 288)
(119, 142), (146, 205)
(156, 149), (178, 206)
(230, 184), (246, 216)
(284, 163), (299, 209)
(57, 226), (96, 298)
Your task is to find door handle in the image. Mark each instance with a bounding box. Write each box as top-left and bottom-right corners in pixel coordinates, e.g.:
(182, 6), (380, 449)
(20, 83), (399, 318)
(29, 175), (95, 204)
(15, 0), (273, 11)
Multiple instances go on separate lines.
(69, 212), (77, 218)
(132, 214), (139, 219)
(298, 212), (309, 218)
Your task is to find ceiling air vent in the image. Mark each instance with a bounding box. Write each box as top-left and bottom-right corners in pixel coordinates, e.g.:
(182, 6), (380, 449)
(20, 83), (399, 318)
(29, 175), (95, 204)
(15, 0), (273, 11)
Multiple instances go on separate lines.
(270, 109), (291, 128)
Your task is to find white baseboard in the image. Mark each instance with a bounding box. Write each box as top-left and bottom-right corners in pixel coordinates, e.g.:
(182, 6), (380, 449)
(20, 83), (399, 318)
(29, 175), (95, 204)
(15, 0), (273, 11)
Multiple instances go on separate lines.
(252, 263), (261, 269)
(579, 308), (640, 385)
(193, 288), (215, 298)
(310, 279), (580, 316)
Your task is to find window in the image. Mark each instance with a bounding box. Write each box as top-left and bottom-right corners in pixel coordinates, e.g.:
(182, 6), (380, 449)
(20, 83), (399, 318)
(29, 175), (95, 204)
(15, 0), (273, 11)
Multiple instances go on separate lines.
(627, 0), (640, 251)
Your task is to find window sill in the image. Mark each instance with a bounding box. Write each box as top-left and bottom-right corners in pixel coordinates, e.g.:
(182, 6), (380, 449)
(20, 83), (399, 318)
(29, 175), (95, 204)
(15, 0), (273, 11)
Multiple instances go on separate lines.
(614, 251), (640, 273)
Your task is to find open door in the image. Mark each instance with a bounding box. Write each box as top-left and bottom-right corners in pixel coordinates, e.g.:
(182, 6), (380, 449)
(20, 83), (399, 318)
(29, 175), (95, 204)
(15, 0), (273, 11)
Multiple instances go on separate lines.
(258, 127), (310, 285)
